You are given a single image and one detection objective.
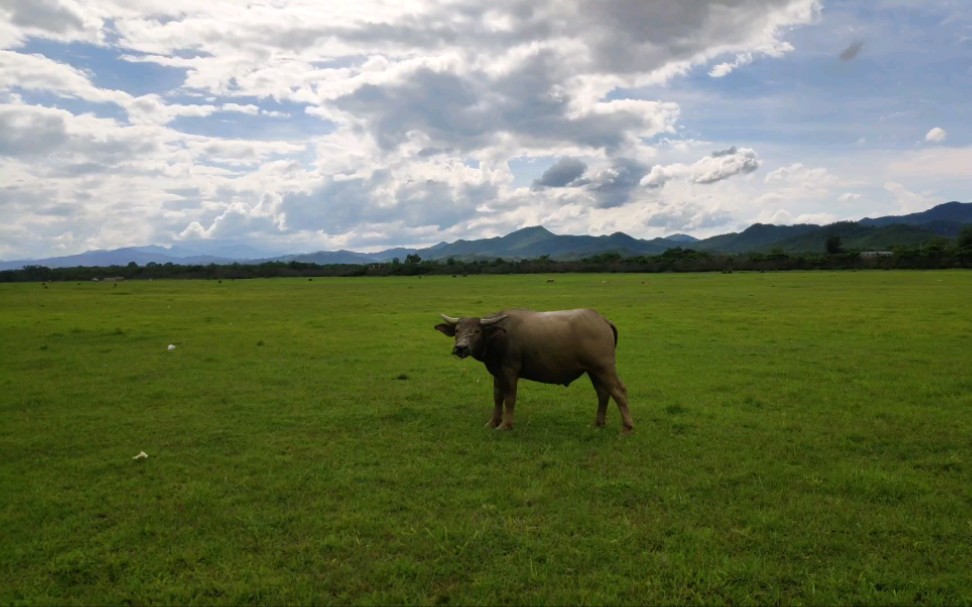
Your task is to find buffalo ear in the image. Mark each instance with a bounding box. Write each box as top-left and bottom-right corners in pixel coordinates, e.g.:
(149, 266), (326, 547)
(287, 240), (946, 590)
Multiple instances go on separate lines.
(434, 323), (456, 337)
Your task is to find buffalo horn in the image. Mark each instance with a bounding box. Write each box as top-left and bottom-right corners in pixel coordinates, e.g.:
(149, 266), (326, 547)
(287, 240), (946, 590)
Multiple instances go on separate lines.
(440, 314), (460, 325)
(480, 315), (508, 326)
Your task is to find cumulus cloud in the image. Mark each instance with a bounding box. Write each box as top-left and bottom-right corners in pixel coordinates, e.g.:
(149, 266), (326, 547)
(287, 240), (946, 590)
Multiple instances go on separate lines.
(924, 127), (947, 143)
(884, 181), (936, 213)
(0, 105), (68, 156)
(529, 156), (652, 208)
(331, 56), (681, 155)
(278, 155), (502, 237)
(8, 0), (84, 34)
(760, 163), (852, 212)
(0, 0), (830, 258)
(741, 161), (879, 232)
(709, 53), (754, 78)
(693, 147), (760, 184)
(532, 158), (588, 189)
(886, 147), (972, 179)
(585, 158), (650, 208)
(0, 50), (130, 106)
(106, 0), (818, 96)
(0, 0), (98, 44)
(178, 200), (279, 240)
(0, 103), (162, 166)
(642, 201), (734, 232)
(641, 147), (761, 189)
(764, 163), (837, 187)
(755, 208), (838, 226)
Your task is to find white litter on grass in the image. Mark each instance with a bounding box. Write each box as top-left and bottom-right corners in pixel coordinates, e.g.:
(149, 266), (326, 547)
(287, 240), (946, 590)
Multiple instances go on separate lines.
(133, 451), (148, 460)
(167, 344), (176, 351)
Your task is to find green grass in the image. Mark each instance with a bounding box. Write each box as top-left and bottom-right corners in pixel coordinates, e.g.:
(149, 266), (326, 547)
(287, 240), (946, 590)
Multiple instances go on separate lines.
(1, 272), (970, 605)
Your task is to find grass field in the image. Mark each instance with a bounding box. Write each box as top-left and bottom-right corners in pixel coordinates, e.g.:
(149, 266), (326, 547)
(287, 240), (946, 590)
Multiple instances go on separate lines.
(1, 271), (970, 605)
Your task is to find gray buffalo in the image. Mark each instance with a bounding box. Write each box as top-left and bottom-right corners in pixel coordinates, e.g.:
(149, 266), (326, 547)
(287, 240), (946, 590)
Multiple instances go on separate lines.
(435, 309), (634, 432)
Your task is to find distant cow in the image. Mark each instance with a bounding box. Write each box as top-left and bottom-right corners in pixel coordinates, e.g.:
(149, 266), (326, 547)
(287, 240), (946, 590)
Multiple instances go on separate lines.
(435, 309), (634, 432)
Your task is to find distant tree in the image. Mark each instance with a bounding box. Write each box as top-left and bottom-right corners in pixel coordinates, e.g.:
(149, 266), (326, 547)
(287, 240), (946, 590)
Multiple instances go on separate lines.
(923, 237), (951, 257)
(587, 251), (623, 263)
(826, 235), (844, 255)
(405, 253), (422, 265)
(958, 225), (972, 251)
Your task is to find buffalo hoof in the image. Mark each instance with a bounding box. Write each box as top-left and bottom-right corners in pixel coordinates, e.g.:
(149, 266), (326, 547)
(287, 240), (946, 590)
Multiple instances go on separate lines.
(495, 422), (514, 431)
(621, 425), (634, 435)
(485, 419), (502, 428)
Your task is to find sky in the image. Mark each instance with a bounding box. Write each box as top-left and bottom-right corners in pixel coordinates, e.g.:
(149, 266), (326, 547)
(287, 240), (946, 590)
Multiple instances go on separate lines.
(1, 0), (970, 260)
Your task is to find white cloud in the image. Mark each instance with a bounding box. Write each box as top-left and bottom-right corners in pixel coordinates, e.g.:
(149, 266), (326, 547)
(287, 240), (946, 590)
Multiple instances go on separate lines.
(763, 163), (845, 190)
(641, 147), (761, 189)
(5, 1), (821, 257)
(886, 147), (972, 181)
(740, 161), (879, 231)
(709, 53), (754, 78)
(754, 208), (838, 226)
(178, 200), (278, 239)
(692, 147), (761, 184)
(924, 127), (947, 143)
(884, 181), (937, 213)
(0, 50), (131, 106)
(0, 0), (103, 46)
(2, 0), (969, 260)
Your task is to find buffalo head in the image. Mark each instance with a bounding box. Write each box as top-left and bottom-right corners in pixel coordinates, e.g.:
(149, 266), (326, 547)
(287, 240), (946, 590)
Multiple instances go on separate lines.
(434, 313), (507, 359)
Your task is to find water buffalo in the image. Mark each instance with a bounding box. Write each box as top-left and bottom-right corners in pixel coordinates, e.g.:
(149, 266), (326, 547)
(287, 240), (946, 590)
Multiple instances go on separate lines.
(435, 309), (634, 432)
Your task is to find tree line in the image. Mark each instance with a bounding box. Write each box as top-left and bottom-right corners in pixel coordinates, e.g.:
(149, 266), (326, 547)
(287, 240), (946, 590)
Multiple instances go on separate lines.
(3, 232), (971, 283)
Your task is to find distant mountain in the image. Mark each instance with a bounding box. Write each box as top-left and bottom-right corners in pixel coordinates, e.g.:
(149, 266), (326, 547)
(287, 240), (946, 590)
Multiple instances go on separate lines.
(768, 222), (953, 253)
(693, 201), (971, 255)
(368, 247), (424, 262)
(279, 250), (381, 265)
(0, 247), (234, 271)
(2, 201), (969, 270)
(696, 224), (821, 254)
(424, 226), (559, 260)
(204, 244), (282, 259)
(277, 246), (426, 265)
(414, 226), (688, 261)
(859, 201), (971, 230)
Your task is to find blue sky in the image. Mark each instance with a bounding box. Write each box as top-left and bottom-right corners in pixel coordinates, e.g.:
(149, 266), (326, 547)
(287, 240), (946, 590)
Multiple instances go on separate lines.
(0, 0), (969, 259)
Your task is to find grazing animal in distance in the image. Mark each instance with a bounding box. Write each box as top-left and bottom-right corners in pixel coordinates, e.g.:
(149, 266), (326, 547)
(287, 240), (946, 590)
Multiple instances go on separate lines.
(435, 309), (634, 432)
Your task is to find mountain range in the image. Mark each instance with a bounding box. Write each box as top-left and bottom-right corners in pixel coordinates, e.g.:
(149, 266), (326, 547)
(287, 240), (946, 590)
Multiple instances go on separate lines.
(2, 201), (969, 271)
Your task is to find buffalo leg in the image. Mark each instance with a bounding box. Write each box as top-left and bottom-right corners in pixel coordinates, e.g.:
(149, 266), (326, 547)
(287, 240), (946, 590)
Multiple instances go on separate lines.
(592, 367), (634, 432)
(487, 376), (504, 428)
(610, 375), (634, 433)
(496, 373), (518, 431)
(589, 374), (611, 427)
